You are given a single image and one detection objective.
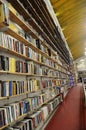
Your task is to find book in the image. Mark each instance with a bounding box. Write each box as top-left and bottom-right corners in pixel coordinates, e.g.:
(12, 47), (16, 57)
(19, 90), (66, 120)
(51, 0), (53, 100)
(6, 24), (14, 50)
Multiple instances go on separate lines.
(41, 106), (48, 120)
(47, 48), (51, 56)
(24, 98), (31, 113)
(9, 81), (13, 96)
(3, 105), (13, 123)
(0, 108), (5, 128)
(12, 81), (16, 95)
(25, 33), (32, 42)
(0, 32), (4, 46)
(5, 81), (9, 96)
(21, 119), (33, 130)
(0, 55), (9, 71)
(36, 39), (41, 50)
(8, 35), (13, 50)
(9, 57), (15, 72)
(0, 81), (2, 97)
(27, 61), (34, 74)
(0, 3), (9, 26)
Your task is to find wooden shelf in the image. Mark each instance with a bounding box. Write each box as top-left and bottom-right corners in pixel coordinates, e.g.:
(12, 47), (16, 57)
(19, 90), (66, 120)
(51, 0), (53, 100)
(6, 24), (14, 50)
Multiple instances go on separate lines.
(8, 5), (38, 39)
(0, 97), (7, 100)
(7, 0), (58, 53)
(0, 90), (42, 102)
(4, 25), (57, 62)
(41, 86), (58, 91)
(8, 3), (57, 57)
(0, 124), (9, 130)
(24, 0), (57, 50)
(44, 93), (60, 105)
(0, 71), (33, 76)
(0, 45), (58, 71)
(0, 70), (59, 78)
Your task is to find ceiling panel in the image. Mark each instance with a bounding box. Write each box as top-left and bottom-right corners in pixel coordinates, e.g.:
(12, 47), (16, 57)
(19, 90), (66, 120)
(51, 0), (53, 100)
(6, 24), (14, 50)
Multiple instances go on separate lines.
(50, 0), (86, 60)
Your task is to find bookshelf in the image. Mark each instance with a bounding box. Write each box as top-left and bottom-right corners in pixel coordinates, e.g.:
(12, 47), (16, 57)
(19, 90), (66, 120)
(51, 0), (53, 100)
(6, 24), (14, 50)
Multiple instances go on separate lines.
(0, 0), (75, 130)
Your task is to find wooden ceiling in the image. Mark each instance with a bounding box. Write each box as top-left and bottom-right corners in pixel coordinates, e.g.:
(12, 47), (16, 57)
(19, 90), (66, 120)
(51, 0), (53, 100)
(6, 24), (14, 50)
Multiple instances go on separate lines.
(50, 0), (86, 60)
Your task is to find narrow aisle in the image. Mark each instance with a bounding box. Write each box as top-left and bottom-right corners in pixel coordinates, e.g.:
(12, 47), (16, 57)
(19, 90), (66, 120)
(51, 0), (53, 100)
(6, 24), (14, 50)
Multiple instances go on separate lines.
(45, 86), (84, 130)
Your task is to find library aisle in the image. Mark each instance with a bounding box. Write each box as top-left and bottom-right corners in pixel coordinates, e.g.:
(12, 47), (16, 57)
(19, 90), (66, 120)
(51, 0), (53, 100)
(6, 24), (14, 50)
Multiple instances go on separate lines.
(45, 85), (85, 130)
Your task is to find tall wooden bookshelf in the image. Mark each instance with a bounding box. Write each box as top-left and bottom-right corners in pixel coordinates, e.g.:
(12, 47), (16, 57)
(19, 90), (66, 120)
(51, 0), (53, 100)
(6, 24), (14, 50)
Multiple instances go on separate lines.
(0, 0), (75, 130)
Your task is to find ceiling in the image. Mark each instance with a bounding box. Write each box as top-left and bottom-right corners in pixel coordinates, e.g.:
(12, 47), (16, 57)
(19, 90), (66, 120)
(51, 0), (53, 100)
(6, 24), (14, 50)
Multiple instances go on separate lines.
(50, 0), (86, 60)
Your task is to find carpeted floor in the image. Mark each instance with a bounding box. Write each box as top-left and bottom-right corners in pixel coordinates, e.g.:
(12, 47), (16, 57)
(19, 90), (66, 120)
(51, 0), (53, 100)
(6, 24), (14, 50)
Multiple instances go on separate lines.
(45, 86), (86, 130)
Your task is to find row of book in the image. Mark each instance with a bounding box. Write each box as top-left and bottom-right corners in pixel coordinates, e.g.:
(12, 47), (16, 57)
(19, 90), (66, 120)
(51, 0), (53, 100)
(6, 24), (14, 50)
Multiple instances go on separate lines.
(41, 67), (58, 76)
(0, 55), (41, 74)
(0, 79), (62, 97)
(41, 79), (64, 89)
(0, 94), (47, 128)
(0, 80), (41, 97)
(4, 110), (42, 130)
(42, 95), (61, 120)
(0, 55), (59, 75)
(69, 75), (75, 87)
(55, 71), (69, 79)
(58, 66), (72, 76)
(0, 81), (26, 97)
(0, 32), (57, 68)
(26, 47), (56, 68)
(3, 96), (61, 130)
(44, 87), (60, 102)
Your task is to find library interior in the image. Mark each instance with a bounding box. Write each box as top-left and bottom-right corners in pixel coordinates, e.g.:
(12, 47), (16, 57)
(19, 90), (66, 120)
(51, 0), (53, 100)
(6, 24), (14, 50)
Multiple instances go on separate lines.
(0, 0), (85, 130)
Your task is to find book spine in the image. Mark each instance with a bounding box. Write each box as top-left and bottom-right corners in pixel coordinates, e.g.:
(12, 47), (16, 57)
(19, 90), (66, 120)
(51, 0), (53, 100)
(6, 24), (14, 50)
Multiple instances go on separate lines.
(9, 81), (12, 96)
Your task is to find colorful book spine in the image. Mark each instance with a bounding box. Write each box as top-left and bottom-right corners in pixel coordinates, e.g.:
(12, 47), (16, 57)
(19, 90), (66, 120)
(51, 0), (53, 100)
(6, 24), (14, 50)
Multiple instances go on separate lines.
(0, 3), (9, 25)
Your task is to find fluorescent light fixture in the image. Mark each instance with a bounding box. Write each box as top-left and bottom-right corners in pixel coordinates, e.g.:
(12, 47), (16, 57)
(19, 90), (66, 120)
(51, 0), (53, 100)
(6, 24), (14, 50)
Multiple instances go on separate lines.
(80, 59), (84, 62)
(55, 12), (60, 16)
(85, 51), (86, 55)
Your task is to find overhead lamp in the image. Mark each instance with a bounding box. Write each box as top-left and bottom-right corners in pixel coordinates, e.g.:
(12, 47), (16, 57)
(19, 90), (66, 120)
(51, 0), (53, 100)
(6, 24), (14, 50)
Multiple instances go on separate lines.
(85, 51), (86, 55)
(80, 59), (84, 62)
(55, 12), (60, 16)
(62, 28), (65, 31)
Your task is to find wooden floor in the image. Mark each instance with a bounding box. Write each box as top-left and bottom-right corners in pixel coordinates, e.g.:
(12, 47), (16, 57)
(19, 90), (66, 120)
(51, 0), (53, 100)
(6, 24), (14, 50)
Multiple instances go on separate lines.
(45, 86), (86, 130)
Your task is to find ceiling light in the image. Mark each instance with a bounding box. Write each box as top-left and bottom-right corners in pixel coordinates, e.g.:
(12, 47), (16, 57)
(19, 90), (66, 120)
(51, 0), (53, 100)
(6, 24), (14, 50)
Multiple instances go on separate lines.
(80, 59), (84, 62)
(62, 26), (67, 31)
(55, 12), (60, 16)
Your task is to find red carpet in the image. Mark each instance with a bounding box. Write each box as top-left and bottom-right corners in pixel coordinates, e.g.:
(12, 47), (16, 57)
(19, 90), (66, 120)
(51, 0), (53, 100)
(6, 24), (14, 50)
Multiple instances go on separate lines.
(45, 86), (85, 130)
